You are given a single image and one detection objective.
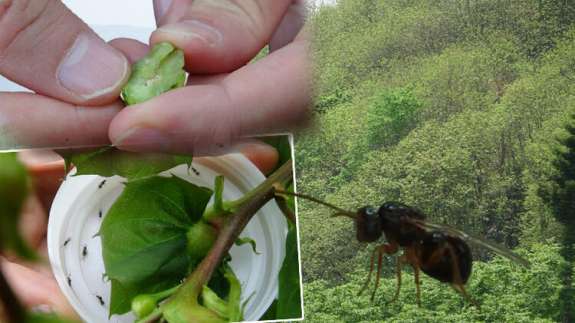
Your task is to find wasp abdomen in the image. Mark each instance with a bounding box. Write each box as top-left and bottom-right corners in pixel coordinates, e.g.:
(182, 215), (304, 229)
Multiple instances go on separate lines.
(419, 232), (472, 284)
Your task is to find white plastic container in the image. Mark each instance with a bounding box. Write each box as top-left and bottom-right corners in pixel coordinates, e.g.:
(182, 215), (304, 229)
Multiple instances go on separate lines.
(47, 154), (288, 322)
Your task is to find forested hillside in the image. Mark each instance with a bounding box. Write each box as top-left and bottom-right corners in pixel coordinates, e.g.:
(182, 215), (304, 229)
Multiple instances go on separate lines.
(296, 0), (575, 321)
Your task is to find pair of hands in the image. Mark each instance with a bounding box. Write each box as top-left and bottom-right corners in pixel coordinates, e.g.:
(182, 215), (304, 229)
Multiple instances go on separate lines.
(0, 0), (311, 154)
(0, 0), (311, 319)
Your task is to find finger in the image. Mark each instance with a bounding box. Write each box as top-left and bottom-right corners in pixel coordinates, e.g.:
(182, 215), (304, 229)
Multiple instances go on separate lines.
(0, 92), (121, 150)
(0, 0), (129, 105)
(109, 36), (312, 155)
(269, 0), (307, 51)
(108, 38), (150, 64)
(235, 140), (279, 175)
(19, 150), (65, 213)
(1, 260), (78, 320)
(18, 194), (47, 251)
(152, 0), (293, 73)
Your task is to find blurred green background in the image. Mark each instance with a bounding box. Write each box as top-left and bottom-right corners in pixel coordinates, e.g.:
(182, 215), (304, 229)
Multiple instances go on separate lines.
(296, 0), (575, 321)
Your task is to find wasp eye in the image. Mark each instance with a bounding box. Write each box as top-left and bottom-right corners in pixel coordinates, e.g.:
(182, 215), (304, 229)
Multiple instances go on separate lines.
(365, 206), (378, 217)
(431, 231), (446, 241)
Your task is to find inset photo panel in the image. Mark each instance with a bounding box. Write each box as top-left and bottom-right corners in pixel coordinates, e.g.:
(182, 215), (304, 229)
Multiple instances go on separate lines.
(0, 0), (306, 320)
(0, 134), (304, 323)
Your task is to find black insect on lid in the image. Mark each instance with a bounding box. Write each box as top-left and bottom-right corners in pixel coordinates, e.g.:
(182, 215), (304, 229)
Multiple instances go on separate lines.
(98, 180), (106, 189)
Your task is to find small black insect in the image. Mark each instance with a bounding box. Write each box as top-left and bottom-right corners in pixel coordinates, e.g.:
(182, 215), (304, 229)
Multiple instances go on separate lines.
(191, 167), (200, 176)
(63, 238), (71, 247)
(96, 295), (105, 306)
(67, 275), (72, 287)
(82, 245), (88, 259)
(98, 180), (106, 189)
(98, 210), (103, 218)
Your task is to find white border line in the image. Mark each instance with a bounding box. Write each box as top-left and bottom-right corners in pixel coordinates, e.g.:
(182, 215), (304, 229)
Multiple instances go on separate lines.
(240, 133), (305, 323)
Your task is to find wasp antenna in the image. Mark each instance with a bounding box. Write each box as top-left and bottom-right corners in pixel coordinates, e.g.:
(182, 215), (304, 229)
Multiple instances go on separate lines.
(330, 212), (357, 219)
(275, 189), (356, 219)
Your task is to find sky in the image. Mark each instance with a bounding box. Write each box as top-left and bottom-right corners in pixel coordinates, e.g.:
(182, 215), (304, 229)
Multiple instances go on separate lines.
(1, 0), (337, 91)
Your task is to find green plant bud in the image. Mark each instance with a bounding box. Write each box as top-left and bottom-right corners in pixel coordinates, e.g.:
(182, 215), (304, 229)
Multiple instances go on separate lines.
(186, 221), (218, 260)
(121, 42), (186, 106)
(131, 294), (157, 318)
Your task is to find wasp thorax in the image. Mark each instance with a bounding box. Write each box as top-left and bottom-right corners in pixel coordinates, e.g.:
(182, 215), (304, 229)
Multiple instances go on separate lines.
(355, 206), (382, 242)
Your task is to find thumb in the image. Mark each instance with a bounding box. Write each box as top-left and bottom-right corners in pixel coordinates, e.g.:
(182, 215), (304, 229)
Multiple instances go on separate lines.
(0, 0), (129, 105)
(152, 0), (293, 73)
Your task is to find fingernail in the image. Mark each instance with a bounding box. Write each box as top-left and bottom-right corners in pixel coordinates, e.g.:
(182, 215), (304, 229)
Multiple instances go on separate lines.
(113, 127), (171, 150)
(58, 33), (129, 100)
(158, 20), (223, 47)
(154, 0), (173, 20)
(31, 304), (54, 314)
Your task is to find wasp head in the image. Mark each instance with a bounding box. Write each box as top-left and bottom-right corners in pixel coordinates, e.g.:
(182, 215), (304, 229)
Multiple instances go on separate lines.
(355, 206), (382, 242)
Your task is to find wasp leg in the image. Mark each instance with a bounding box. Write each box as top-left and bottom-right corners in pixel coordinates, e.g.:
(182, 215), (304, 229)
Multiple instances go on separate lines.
(358, 247), (378, 296)
(447, 245), (480, 309)
(452, 284), (480, 309)
(389, 254), (405, 304)
(414, 263), (421, 307)
(396, 247), (423, 306)
(368, 243), (398, 302)
(371, 246), (384, 301)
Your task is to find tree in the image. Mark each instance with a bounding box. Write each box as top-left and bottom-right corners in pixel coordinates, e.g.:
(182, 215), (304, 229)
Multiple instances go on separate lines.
(545, 113), (575, 322)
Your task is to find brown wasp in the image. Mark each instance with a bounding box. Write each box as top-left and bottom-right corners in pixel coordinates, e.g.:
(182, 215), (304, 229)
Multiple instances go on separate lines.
(276, 191), (530, 307)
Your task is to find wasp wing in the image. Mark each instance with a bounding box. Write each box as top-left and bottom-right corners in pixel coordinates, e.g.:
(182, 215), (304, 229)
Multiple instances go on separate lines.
(407, 218), (530, 268)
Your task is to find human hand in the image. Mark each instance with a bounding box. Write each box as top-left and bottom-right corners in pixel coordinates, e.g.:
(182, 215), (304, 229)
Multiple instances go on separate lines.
(108, 0), (312, 155)
(0, 0), (127, 150)
(0, 0), (307, 160)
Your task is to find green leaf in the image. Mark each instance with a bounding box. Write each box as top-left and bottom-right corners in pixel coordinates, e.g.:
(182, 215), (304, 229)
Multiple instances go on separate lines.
(201, 286), (229, 319)
(259, 299), (277, 320)
(276, 225), (302, 319)
(121, 42), (187, 106)
(261, 135), (292, 173)
(284, 181), (296, 215)
(200, 265), (244, 321)
(235, 237), (260, 255)
(0, 153), (35, 259)
(109, 255), (188, 316)
(100, 175), (212, 315)
(60, 147), (192, 181)
(223, 266), (243, 322)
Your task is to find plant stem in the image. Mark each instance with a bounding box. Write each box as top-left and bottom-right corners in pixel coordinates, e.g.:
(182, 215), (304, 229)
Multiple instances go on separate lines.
(204, 162), (294, 222)
(137, 307), (163, 323)
(168, 160), (293, 310)
(152, 285), (181, 302)
(0, 262), (25, 323)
